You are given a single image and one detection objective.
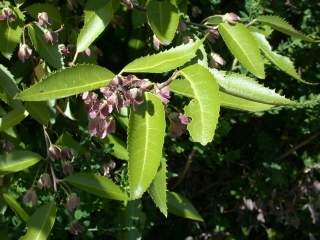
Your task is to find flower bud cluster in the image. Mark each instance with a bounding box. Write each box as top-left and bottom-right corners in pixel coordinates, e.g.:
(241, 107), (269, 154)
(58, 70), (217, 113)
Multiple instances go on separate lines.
(0, 8), (16, 22)
(36, 12), (60, 45)
(83, 75), (153, 139)
(48, 145), (74, 161)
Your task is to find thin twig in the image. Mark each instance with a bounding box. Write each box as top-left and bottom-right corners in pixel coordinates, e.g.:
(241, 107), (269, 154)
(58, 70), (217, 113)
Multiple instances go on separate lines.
(158, 70), (179, 89)
(172, 148), (196, 188)
(277, 130), (320, 161)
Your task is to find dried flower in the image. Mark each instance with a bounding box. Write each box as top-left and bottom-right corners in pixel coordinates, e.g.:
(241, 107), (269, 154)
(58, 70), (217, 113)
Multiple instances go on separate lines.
(0, 8), (16, 22)
(37, 173), (52, 189)
(43, 30), (59, 44)
(23, 188), (37, 206)
(102, 160), (116, 177)
(48, 144), (61, 161)
(209, 53), (226, 68)
(18, 43), (33, 62)
(0, 138), (14, 152)
(66, 193), (80, 211)
(37, 12), (51, 28)
(155, 85), (170, 104)
(61, 148), (73, 161)
(169, 112), (190, 137)
(223, 12), (241, 24)
(68, 221), (84, 235)
(62, 161), (74, 176)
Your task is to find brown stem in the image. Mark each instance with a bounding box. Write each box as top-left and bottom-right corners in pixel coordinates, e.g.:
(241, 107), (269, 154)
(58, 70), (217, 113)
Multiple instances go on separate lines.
(172, 148), (196, 188)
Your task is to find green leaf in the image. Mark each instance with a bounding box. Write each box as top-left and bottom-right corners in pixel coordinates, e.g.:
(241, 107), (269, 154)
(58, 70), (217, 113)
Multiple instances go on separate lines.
(146, 0), (180, 45)
(15, 64), (114, 101)
(27, 23), (63, 69)
(212, 69), (294, 106)
(105, 134), (129, 161)
(65, 173), (128, 201)
(122, 38), (204, 73)
(174, 64), (220, 145)
(25, 101), (55, 125)
(220, 91), (274, 112)
(0, 15), (23, 59)
(256, 15), (317, 42)
(148, 158), (168, 217)
(218, 23), (265, 79)
(3, 193), (29, 222)
(20, 202), (56, 240)
(0, 64), (21, 108)
(202, 15), (223, 26)
(167, 191), (204, 222)
(0, 150), (41, 175)
(128, 92), (166, 199)
(0, 107), (28, 131)
(252, 32), (318, 85)
(77, 0), (119, 53)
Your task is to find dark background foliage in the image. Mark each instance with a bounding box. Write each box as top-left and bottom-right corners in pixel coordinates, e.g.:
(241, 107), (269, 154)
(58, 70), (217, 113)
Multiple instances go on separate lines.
(1, 0), (320, 239)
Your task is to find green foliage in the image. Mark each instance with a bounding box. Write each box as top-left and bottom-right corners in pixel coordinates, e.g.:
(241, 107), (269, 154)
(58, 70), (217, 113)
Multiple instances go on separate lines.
(128, 92), (165, 199)
(2, 193), (29, 222)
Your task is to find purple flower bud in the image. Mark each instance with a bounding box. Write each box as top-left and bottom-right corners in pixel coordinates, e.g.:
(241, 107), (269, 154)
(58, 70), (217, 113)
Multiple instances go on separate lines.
(23, 188), (37, 206)
(82, 92), (98, 105)
(209, 53), (225, 68)
(1, 8), (16, 22)
(168, 112), (189, 137)
(121, 0), (134, 9)
(61, 148), (73, 160)
(223, 12), (241, 24)
(68, 221), (84, 236)
(43, 30), (59, 45)
(126, 88), (144, 105)
(84, 48), (92, 57)
(155, 85), (170, 104)
(18, 44), (33, 62)
(62, 161), (74, 176)
(59, 44), (71, 56)
(37, 12), (51, 28)
(153, 35), (161, 51)
(37, 173), (52, 189)
(66, 193), (80, 211)
(0, 138), (14, 152)
(191, 6), (202, 18)
(48, 144), (61, 161)
(207, 28), (220, 43)
(88, 117), (115, 139)
(178, 21), (187, 32)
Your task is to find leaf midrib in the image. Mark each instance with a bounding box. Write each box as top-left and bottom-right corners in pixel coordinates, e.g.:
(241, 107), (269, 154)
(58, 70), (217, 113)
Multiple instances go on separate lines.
(31, 204), (54, 240)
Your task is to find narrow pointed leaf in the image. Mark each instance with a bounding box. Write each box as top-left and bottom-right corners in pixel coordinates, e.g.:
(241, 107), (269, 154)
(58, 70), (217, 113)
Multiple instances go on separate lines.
(16, 64), (114, 101)
(218, 23), (265, 79)
(77, 0), (119, 52)
(3, 193), (29, 222)
(212, 69), (294, 105)
(148, 158), (168, 217)
(65, 173), (128, 201)
(0, 150), (42, 175)
(146, 0), (180, 45)
(252, 32), (318, 85)
(122, 38), (203, 73)
(20, 202), (56, 240)
(0, 64), (21, 108)
(128, 92), (166, 199)
(175, 64), (220, 145)
(105, 134), (129, 161)
(256, 15), (317, 42)
(220, 92), (274, 112)
(0, 108), (29, 131)
(27, 23), (63, 69)
(167, 191), (204, 222)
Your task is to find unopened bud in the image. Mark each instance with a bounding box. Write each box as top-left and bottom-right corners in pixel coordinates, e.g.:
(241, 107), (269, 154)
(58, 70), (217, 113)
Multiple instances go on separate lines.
(38, 12), (51, 28)
(23, 188), (37, 206)
(223, 12), (241, 24)
(153, 35), (161, 51)
(66, 193), (80, 211)
(210, 53), (225, 68)
(37, 173), (52, 189)
(18, 44), (33, 62)
(84, 48), (92, 57)
(48, 145), (61, 161)
(207, 28), (220, 43)
(102, 160), (116, 177)
(121, 0), (134, 9)
(61, 148), (73, 160)
(1, 8), (16, 22)
(43, 30), (59, 44)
